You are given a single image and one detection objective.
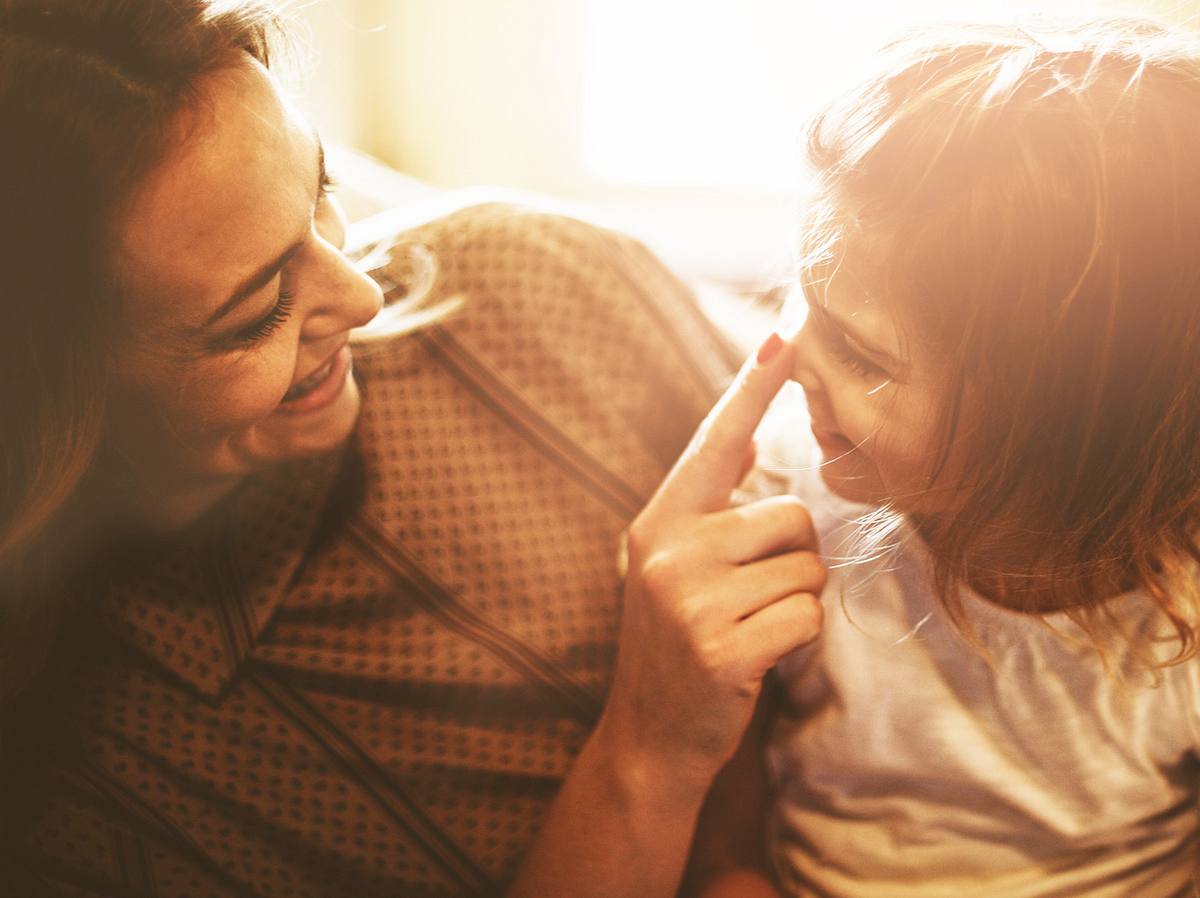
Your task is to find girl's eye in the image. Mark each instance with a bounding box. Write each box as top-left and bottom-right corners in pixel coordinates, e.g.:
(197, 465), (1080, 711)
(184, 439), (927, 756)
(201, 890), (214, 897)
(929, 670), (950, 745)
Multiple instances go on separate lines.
(231, 291), (295, 346)
(814, 314), (884, 379)
(829, 337), (881, 378)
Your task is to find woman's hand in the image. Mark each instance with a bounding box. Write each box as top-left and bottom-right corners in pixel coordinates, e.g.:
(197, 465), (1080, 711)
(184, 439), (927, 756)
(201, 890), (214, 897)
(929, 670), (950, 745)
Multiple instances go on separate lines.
(595, 332), (826, 788)
(507, 334), (820, 898)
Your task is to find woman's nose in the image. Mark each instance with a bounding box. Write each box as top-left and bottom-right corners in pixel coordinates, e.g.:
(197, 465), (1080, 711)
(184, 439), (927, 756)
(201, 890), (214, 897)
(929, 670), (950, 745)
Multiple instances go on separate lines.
(334, 255), (385, 330)
(302, 244), (385, 339)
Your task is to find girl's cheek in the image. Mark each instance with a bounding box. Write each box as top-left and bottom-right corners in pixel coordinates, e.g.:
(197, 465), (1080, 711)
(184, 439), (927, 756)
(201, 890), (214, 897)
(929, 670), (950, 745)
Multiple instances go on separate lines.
(870, 405), (937, 488)
(825, 383), (877, 442)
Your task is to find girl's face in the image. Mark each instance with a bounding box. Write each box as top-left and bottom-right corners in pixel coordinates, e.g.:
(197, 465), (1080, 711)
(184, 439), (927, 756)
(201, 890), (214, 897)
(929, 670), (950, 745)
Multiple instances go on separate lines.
(107, 56), (383, 517)
(788, 261), (950, 512)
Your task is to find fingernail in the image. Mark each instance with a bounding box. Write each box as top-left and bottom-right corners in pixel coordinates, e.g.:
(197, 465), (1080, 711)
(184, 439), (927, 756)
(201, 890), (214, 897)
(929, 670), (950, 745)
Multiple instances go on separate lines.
(756, 332), (783, 366)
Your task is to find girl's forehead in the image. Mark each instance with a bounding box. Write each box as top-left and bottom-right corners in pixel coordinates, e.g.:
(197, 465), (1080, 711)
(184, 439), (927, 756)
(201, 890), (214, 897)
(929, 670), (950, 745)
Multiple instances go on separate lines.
(828, 270), (904, 346)
(800, 231), (943, 375)
(806, 237), (899, 319)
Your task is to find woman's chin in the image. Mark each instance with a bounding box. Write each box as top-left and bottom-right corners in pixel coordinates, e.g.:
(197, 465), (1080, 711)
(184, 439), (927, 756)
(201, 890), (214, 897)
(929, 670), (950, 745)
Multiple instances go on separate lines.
(262, 373), (363, 463)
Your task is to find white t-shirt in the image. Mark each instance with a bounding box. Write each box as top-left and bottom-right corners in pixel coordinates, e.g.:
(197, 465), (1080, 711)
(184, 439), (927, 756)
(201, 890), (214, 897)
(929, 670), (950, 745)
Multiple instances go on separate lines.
(753, 415), (1200, 898)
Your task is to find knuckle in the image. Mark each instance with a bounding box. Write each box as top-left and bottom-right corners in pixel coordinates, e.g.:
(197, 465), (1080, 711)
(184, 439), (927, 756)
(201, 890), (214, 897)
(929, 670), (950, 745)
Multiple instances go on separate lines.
(625, 517), (655, 560)
(790, 592), (824, 637)
(795, 551), (828, 593)
(774, 495), (814, 536)
(692, 635), (731, 680)
(676, 593), (710, 627)
(690, 434), (728, 471)
(640, 549), (683, 595)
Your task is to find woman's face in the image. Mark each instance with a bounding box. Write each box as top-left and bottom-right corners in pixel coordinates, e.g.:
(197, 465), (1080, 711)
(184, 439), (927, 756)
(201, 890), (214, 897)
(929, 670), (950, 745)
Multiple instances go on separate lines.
(107, 55), (383, 515)
(788, 260), (950, 512)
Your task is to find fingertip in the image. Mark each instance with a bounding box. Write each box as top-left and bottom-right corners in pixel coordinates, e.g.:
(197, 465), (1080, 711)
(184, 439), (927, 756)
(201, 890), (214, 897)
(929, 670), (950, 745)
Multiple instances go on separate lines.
(751, 331), (798, 377)
(755, 332), (783, 366)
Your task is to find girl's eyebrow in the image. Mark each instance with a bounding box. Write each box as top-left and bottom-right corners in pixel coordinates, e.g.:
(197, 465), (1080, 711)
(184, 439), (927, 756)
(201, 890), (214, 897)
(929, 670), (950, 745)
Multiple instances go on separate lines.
(804, 295), (901, 368)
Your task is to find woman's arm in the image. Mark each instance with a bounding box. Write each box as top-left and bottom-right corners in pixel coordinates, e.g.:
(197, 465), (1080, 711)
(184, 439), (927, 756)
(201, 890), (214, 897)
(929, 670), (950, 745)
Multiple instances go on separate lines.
(504, 715), (712, 898)
(507, 335), (823, 897)
(682, 690), (783, 898)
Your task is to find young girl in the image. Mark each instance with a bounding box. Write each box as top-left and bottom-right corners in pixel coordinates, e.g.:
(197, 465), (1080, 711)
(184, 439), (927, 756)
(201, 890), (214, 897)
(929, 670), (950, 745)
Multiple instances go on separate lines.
(681, 17), (1200, 898)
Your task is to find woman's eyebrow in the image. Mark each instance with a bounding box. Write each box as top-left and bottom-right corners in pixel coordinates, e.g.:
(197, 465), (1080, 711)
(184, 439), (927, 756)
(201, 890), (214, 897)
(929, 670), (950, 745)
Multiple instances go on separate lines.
(200, 137), (327, 330)
(202, 240), (305, 329)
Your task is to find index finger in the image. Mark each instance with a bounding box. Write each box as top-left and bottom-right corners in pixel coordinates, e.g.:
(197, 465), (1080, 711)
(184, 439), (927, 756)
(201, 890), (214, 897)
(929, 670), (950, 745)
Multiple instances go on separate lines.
(651, 331), (797, 518)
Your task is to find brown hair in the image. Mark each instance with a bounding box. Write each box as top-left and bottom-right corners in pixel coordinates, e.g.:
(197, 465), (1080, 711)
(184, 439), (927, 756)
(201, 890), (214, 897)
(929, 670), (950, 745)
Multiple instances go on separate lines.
(0, 0), (282, 697)
(800, 18), (1200, 665)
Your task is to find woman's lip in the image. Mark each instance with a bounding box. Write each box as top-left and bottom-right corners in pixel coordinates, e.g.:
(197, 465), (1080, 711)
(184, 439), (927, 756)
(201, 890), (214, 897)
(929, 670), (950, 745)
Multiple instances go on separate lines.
(276, 345), (352, 415)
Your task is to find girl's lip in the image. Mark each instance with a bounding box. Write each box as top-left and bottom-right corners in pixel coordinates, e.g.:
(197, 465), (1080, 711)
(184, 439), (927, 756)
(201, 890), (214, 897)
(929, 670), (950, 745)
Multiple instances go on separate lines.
(811, 423), (855, 453)
(276, 345), (352, 415)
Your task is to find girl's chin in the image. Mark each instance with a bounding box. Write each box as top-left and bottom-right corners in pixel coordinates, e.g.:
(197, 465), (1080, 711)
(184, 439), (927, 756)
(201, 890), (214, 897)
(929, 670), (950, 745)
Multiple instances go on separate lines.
(815, 451), (882, 506)
(819, 468), (873, 504)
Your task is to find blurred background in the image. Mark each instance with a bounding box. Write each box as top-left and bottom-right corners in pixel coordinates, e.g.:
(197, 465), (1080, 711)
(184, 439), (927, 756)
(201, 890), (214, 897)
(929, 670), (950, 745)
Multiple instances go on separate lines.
(286, 0), (1199, 293)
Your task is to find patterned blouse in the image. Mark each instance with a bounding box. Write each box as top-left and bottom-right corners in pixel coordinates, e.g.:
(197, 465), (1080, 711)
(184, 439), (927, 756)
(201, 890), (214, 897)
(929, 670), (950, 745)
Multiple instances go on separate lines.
(2, 204), (737, 897)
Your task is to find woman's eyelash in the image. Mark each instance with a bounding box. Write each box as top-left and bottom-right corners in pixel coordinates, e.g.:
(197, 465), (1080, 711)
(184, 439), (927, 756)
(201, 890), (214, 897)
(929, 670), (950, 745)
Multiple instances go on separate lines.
(225, 172), (334, 349)
(233, 292), (295, 345)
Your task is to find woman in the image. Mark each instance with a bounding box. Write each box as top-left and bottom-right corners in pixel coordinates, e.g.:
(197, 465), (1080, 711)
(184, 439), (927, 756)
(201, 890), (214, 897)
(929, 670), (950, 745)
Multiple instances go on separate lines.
(1, 2), (825, 896)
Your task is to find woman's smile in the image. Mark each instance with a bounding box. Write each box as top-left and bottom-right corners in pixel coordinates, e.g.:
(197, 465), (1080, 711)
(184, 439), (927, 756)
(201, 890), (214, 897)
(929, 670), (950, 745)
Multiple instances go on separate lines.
(106, 55), (383, 517)
(278, 343), (352, 413)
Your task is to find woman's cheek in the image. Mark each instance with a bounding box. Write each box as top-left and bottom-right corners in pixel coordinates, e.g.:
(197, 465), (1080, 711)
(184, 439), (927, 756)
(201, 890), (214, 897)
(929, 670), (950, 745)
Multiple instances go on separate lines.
(187, 345), (297, 434)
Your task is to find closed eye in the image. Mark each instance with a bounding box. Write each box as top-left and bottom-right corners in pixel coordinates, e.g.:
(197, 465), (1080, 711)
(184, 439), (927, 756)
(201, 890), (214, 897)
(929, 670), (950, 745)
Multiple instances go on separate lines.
(223, 168), (337, 349)
(230, 290), (295, 346)
(829, 335), (881, 377)
(811, 308), (887, 379)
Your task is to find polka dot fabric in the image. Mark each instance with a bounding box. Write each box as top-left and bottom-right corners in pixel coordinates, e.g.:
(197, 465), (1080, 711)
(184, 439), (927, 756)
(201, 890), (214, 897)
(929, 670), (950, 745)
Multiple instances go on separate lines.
(3, 205), (738, 897)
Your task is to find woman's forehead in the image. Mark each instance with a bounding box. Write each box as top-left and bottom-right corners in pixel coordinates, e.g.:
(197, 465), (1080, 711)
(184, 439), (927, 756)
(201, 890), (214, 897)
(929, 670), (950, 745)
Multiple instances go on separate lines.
(113, 56), (317, 334)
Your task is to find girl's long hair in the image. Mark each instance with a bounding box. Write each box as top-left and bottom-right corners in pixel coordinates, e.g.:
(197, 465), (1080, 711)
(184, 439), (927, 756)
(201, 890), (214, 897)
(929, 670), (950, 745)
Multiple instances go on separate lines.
(801, 18), (1200, 666)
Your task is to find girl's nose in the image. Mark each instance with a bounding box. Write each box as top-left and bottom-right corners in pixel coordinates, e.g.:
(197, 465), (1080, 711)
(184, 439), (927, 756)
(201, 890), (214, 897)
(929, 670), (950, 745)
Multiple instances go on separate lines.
(788, 320), (824, 395)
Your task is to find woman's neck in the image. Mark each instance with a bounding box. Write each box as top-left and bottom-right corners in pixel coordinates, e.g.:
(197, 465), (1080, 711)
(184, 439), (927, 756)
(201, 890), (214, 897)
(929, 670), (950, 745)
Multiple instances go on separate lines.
(86, 449), (244, 539)
(136, 476), (243, 534)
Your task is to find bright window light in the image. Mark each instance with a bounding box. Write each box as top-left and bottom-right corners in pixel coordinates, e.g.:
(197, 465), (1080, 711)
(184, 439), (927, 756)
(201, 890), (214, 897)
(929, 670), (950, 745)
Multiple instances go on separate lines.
(582, 0), (1151, 190)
